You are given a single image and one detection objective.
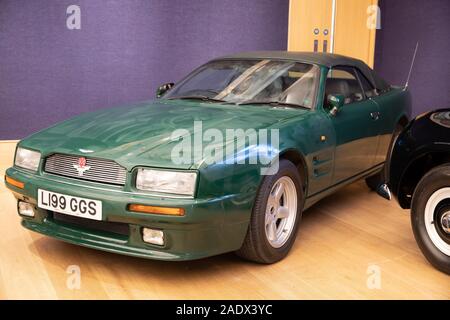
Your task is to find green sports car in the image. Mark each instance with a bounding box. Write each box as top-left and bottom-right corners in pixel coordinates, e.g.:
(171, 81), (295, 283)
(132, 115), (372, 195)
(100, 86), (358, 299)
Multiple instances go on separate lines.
(5, 52), (411, 263)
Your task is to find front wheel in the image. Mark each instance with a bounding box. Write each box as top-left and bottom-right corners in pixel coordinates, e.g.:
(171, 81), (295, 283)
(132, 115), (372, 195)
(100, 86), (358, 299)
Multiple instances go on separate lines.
(236, 159), (304, 263)
(411, 164), (450, 274)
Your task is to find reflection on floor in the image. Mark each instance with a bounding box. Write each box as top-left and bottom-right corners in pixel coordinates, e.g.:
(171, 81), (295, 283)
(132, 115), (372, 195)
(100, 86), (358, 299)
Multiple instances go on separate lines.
(0, 142), (448, 299)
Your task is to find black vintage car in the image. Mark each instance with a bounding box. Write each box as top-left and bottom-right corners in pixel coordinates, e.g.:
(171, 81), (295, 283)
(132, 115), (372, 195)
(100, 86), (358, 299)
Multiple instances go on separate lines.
(378, 109), (450, 274)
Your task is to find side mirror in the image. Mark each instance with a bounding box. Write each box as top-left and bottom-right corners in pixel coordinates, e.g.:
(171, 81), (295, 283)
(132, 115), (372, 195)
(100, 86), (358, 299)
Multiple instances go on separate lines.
(327, 94), (345, 116)
(156, 82), (174, 98)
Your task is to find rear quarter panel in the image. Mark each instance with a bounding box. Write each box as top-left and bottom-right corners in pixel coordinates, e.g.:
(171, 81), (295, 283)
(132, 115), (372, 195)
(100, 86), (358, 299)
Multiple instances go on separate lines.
(371, 87), (412, 164)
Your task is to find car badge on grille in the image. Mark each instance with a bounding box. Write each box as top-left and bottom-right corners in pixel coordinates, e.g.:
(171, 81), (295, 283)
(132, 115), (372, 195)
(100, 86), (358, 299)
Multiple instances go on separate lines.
(73, 157), (91, 176)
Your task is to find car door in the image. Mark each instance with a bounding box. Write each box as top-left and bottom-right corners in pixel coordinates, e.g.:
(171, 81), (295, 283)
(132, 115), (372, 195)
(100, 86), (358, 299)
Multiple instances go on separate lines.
(326, 66), (381, 184)
(353, 67), (391, 168)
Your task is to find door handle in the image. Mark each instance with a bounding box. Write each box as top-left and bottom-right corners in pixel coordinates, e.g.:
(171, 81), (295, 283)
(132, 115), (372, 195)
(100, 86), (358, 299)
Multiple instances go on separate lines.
(323, 39), (328, 52)
(370, 112), (380, 120)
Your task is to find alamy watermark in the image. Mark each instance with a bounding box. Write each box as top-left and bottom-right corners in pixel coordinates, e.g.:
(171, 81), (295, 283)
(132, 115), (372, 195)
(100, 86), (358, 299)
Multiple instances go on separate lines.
(66, 5), (81, 30)
(367, 5), (381, 30)
(366, 264), (382, 290)
(66, 264), (81, 290)
(170, 121), (280, 175)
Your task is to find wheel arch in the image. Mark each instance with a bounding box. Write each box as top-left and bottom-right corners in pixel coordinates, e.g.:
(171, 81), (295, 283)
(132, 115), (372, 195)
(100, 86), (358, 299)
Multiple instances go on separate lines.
(278, 148), (308, 195)
(397, 150), (450, 209)
(397, 114), (409, 128)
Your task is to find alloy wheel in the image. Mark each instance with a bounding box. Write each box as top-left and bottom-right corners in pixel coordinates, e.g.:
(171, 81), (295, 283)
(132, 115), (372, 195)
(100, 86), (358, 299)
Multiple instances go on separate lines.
(265, 176), (298, 248)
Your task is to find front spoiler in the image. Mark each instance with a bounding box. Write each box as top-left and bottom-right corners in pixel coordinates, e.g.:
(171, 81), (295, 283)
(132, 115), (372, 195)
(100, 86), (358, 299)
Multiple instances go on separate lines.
(22, 219), (186, 260)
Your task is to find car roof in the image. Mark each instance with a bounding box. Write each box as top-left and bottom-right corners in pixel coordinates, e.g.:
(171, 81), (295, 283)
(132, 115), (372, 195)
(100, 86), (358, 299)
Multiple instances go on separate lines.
(215, 51), (369, 69)
(213, 51), (390, 90)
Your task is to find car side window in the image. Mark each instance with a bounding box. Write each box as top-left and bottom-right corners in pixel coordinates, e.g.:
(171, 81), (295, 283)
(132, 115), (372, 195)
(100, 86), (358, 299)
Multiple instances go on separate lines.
(354, 69), (377, 98)
(325, 66), (364, 105)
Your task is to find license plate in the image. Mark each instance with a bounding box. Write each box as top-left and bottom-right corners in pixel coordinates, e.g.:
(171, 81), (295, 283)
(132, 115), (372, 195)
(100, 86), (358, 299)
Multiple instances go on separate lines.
(38, 189), (102, 221)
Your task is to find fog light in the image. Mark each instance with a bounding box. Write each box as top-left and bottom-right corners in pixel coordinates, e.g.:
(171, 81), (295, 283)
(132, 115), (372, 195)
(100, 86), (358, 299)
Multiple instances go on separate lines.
(142, 228), (164, 246)
(18, 201), (35, 217)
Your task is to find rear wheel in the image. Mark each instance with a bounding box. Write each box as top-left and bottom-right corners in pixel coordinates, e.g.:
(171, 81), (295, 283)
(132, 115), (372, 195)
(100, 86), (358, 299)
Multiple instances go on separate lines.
(366, 124), (404, 190)
(236, 159), (304, 263)
(411, 164), (450, 274)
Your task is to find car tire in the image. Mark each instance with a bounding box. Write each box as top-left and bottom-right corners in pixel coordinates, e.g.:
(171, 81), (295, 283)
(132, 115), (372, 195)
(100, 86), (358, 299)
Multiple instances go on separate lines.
(236, 159), (304, 264)
(365, 124), (404, 191)
(411, 164), (450, 274)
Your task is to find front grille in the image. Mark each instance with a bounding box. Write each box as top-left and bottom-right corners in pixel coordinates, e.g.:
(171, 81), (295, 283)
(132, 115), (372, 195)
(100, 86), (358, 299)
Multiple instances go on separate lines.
(44, 153), (127, 186)
(52, 212), (130, 237)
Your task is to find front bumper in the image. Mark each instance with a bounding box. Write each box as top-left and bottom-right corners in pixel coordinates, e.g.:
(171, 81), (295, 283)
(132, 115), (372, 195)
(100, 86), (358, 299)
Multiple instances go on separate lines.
(5, 167), (254, 261)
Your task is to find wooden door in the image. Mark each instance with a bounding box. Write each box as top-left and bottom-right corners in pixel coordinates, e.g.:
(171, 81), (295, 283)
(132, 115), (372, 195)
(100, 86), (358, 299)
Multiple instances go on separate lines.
(288, 0), (378, 67)
(333, 0), (378, 67)
(288, 0), (334, 53)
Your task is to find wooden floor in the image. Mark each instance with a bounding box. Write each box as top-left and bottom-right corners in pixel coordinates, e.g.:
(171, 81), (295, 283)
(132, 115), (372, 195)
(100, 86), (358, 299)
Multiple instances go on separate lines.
(0, 141), (448, 299)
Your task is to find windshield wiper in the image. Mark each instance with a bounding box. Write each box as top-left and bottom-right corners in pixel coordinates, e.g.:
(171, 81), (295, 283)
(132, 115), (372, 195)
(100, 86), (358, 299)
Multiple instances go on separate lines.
(238, 101), (308, 109)
(166, 95), (228, 103)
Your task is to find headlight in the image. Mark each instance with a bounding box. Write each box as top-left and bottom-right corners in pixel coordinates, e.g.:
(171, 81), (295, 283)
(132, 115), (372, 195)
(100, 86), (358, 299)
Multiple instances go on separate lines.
(136, 169), (197, 196)
(15, 147), (41, 171)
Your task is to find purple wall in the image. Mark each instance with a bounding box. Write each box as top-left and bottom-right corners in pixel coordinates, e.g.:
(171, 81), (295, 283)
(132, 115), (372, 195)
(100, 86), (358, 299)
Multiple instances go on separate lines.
(0, 0), (289, 139)
(3, 0), (446, 140)
(374, 0), (450, 116)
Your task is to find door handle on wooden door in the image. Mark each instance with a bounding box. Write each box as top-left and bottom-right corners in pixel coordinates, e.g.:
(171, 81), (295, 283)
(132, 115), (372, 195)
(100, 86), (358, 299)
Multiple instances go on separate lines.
(323, 39), (328, 52)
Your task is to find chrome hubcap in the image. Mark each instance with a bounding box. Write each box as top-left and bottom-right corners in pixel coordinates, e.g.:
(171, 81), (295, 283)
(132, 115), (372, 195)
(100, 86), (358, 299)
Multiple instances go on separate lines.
(424, 187), (450, 256)
(441, 211), (450, 234)
(265, 176), (297, 248)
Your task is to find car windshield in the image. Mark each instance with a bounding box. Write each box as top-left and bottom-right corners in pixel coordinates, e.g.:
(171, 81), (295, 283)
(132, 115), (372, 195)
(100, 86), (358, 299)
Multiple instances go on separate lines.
(163, 59), (320, 108)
